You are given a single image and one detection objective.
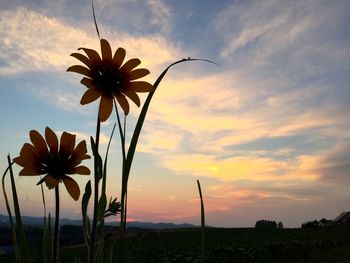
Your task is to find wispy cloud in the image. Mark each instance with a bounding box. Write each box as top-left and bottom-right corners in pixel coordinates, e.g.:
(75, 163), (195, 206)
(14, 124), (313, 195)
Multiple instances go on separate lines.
(1, 1), (349, 227)
(0, 7), (180, 76)
(146, 0), (172, 33)
(0, 7), (181, 116)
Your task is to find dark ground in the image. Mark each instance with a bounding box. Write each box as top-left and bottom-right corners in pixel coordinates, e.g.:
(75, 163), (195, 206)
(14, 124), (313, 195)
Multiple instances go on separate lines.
(1, 225), (350, 262)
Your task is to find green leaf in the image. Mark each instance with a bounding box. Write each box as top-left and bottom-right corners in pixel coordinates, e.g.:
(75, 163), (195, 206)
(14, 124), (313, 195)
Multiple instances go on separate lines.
(90, 137), (103, 181)
(2, 160), (20, 261)
(97, 193), (107, 222)
(82, 180), (92, 245)
(102, 123), (116, 195)
(120, 58), (216, 228)
(43, 214), (53, 263)
(91, 0), (100, 39)
(197, 179), (206, 263)
(8, 154), (30, 263)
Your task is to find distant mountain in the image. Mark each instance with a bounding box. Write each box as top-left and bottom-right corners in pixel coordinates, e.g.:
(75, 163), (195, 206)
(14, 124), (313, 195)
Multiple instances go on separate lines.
(0, 214), (196, 229)
(0, 214), (81, 226)
(125, 221), (196, 229)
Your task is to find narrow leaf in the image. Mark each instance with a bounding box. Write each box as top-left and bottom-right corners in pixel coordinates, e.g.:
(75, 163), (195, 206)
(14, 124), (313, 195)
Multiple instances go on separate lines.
(92, 0), (100, 39)
(197, 179), (205, 263)
(82, 180), (92, 245)
(2, 160), (20, 261)
(43, 213), (53, 263)
(97, 193), (107, 222)
(123, 58), (215, 197)
(8, 154), (30, 263)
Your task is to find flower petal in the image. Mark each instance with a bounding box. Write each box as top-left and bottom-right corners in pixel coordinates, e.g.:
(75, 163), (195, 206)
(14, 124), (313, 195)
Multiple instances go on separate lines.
(30, 130), (48, 156)
(78, 47), (102, 63)
(113, 47), (126, 67)
(67, 65), (92, 77)
(45, 127), (59, 155)
(80, 88), (101, 105)
(130, 81), (154, 92)
(99, 96), (113, 122)
(120, 58), (141, 72)
(123, 89), (140, 107)
(116, 95), (130, 115)
(14, 155), (39, 170)
(80, 77), (95, 89)
(59, 132), (76, 158)
(19, 167), (43, 176)
(70, 53), (92, 69)
(63, 176), (80, 201)
(16, 143), (37, 164)
(19, 143), (36, 156)
(129, 68), (150, 80)
(71, 166), (90, 175)
(69, 140), (90, 167)
(45, 175), (60, 189)
(100, 39), (112, 61)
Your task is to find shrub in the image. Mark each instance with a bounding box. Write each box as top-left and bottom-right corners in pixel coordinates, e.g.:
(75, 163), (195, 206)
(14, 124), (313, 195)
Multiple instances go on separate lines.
(301, 220), (318, 228)
(255, 220), (277, 229)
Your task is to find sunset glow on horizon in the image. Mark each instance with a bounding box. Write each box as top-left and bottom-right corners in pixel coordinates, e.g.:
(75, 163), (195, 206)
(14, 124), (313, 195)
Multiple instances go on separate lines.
(1, 0), (349, 228)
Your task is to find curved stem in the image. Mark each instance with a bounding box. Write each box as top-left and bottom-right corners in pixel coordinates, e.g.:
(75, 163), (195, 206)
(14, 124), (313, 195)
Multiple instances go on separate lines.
(89, 115), (101, 263)
(53, 185), (60, 263)
(2, 161), (20, 260)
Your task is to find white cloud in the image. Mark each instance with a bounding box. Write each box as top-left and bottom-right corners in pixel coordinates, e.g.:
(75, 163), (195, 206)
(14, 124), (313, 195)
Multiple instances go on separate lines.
(215, 0), (350, 76)
(146, 0), (172, 33)
(0, 7), (180, 76)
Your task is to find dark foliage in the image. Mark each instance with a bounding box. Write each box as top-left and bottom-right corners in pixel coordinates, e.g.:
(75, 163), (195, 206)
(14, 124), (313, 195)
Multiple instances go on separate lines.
(302, 220), (318, 228)
(255, 220), (277, 229)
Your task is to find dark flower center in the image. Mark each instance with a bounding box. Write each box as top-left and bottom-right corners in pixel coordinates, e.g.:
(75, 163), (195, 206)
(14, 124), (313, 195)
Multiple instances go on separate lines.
(95, 62), (126, 95)
(45, 153), (70, 180)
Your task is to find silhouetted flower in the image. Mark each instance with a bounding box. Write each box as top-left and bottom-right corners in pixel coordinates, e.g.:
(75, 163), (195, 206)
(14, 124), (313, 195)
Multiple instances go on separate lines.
(13, 127), (90, 200)
(105, 197), (122, 218)
(67, 39), (153, 121)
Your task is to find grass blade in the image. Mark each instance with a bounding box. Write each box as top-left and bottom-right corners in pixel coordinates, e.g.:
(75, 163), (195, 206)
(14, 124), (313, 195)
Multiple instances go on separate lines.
(124, 58), (216, 184)
(197, 179), (205, 263)
(43, 213), (53, 263)
(8, 154), (30, 263)
(82, 180), (92, 245)
(121, 58), (215, 221)
(91, 0), (100, 39)
(2, 160), (20, 261)
(40, 176), (47, 217)
(96, 123), (116, 263)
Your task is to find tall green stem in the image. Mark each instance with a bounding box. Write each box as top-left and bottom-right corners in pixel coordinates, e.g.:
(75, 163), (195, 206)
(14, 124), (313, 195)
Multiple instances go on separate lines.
(8, 154), (30, 263)
(2, 160), (20, 261)
(53, 185), (60, 263)
(89, 115), (101, 263)
(114, 100), (127, 234)
(197, 180), (205, 263)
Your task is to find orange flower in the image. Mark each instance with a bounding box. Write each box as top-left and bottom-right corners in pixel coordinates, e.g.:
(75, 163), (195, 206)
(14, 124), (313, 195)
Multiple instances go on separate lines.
(13, 127), (90, 201)
(67, 39), (153, 122)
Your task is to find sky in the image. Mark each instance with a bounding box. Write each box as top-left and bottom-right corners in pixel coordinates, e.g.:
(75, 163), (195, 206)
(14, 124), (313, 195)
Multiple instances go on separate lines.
(0, 0), (349, 228)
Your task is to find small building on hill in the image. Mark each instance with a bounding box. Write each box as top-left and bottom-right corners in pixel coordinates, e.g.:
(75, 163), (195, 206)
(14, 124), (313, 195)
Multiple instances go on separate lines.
(334, 212), (350, 225)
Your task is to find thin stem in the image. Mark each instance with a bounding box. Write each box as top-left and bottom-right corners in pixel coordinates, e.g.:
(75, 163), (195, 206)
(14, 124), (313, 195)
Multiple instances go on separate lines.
(40, 176), (47, 217)
(114, 99), (126, 163)
(53, 185), (60, 263)
(2, 161), (20, 260)
(197, 180), (205, 263)
(8, 154), (30, 263)
(113, 99), (127, 234)
(89, 115), (101, 263)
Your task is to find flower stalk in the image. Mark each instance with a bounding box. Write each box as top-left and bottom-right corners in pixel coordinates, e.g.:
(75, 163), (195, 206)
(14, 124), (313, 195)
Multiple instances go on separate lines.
(89, 116), (101, 263)
(53, 185), (60, 263)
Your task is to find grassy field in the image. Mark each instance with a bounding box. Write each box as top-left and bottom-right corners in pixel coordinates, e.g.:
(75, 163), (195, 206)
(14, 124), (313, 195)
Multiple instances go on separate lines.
(1, 226), (350, 262)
